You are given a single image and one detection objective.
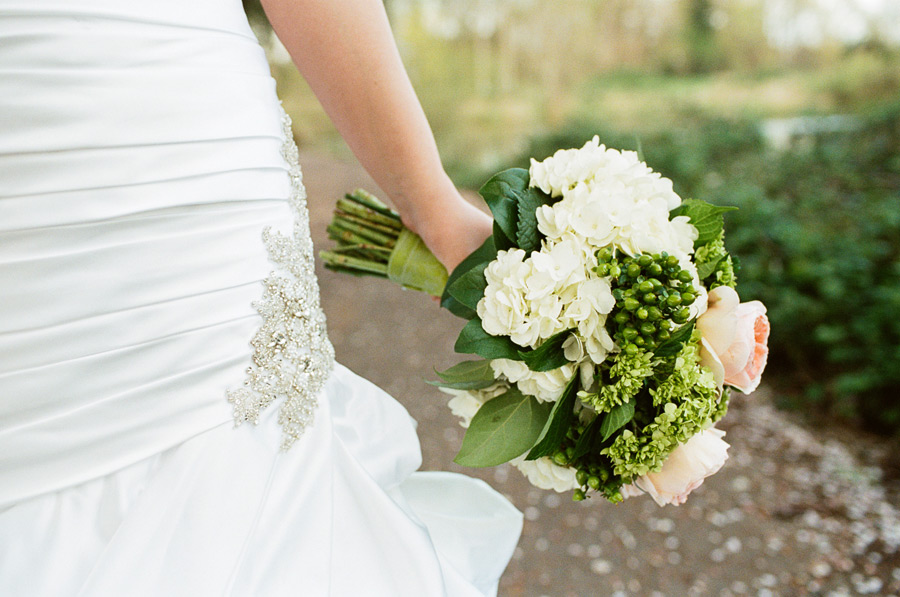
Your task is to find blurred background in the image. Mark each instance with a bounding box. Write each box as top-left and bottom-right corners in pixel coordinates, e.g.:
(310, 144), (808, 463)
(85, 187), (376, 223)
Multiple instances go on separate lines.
(245, 1), (899, 595)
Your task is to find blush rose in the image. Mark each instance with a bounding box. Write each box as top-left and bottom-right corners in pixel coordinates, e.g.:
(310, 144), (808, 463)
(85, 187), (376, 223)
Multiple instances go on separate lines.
(696, 285), (770, 394)
(622, 427), (730, 506)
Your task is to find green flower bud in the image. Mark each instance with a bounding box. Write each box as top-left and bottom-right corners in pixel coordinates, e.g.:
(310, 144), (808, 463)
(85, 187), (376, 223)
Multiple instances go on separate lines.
(677, 269), (693, 283)
(576, 470), (589, 486)
(666, 293), (682, 307)
(640, 322), (656, 335)
(673, 307), (691, 323)
(587, 475), (601, 490)
(595, 263), (610, 276)
(636, 307), (649, 320)
(638, 254), (652, 267)
(614, 312), (630, 324)
(657, 329), (671, 341)
(666, 255), (679, 268)
(565, 446), (576, 460)
(638, 280), (654, 293)
(573, 488), (586, 502)
(625, 343), (639, 355)
(681, 292), (696, 305)
(626, 264), (641, 278)
(624, 297), (640, 311)
(648, 306), (663, 321)
(553, 451), (568, 466)
(622, 327), (638, 341)
(643, 292), (657, 304)
(608, 265), (621, 277)
(650, 278), (663, 289)
(648, 263), (663, 276)
(634, 336), (645, 347)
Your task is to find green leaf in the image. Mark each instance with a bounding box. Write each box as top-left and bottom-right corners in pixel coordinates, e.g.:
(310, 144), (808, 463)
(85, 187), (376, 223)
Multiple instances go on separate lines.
(427, 360), (496, 390)
(572, 414), (602, 460)
(599, 401), (636, 442)
(479, 169), (529, 244)
(525, 374), (579, 460)
(655, 320), (696, 357)
(670, 199), (737, 247)
(454, 318), (523, 361)
(518, 328), (574, 372)
(515, 187), (551, 254)
(447, 263), (488, 311)
(492, 221), (516, 252)
(454, 388), (552, 467)
(441, 236), (497, 319)
(697, 253), (724, 280)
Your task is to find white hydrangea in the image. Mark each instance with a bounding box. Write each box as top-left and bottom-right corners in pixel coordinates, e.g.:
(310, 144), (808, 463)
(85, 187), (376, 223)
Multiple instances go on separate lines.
(439, 382), (508, 428)
(529, 136), (697, 262)
(490, 358), (575, 403)
(510, 454), (580, 492)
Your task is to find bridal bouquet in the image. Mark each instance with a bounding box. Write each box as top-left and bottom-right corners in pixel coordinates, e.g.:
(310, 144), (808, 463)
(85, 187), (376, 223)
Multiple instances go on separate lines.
(321, 137), (769, 506)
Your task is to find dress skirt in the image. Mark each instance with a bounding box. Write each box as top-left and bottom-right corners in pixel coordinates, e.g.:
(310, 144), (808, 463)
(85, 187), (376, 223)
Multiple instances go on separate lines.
(0, 1), (522, 594)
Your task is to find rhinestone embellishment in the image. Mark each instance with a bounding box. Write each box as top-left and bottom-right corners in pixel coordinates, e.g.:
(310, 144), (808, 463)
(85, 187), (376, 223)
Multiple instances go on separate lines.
(227, 111), (335, 450)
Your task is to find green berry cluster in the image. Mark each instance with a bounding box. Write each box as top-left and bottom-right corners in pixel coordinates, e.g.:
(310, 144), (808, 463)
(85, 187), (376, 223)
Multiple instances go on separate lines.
(552, 426), (623, 502)
(594, 248), (697, 353)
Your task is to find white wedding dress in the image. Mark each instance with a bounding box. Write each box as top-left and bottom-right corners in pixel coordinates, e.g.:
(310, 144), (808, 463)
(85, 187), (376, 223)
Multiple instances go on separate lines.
(0, 1), (522, 595)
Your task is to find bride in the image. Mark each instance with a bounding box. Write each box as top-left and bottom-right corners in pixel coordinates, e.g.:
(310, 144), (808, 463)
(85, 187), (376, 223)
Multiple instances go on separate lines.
(0, 0), (523, 595)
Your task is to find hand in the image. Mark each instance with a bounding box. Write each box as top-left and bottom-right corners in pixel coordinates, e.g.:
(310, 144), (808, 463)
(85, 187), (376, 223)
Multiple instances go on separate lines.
(402, 182), (492, 275)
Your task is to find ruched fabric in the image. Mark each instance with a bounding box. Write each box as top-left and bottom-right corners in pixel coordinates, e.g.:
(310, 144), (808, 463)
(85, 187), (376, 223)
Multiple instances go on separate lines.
(0, 1), (522, 594)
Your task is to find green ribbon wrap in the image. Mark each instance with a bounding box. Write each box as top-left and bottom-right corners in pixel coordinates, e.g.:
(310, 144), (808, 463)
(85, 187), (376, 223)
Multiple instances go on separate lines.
(387, 228), (448, 297)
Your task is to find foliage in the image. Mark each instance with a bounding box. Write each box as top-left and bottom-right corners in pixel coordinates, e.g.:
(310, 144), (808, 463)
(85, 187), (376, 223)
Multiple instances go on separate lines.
(517, 102), (900, 433)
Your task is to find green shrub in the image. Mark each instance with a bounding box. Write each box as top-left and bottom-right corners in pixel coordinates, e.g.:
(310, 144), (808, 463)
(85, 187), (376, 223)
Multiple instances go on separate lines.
(514, 103), (900, 433)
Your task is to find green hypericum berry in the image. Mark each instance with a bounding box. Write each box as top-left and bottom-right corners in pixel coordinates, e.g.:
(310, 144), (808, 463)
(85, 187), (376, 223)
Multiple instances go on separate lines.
(648, 263), (663, 276)
(673, 307), (691, 323)
(666, 255), (679, 268)
(650, 278), (663, 289)
(638, 254), (652, 267)
(608, 264), (621, 277)
(599, 469), (610, 482)
(573, 488), (586, 501)
(626, 264), (641, 278)
(666, 293), (682, 307)
(595, 263), (610, 276)
(638, 280), (654, 293)
(553, 452), (568, 466)
(682, 292), (696, 305)
(625, 343), (639, 355)
(597, 247), (613, 261)
(657, 329), (671, 341)
(636, 307), (649, 320)
(587, 475), (601, 490)
(614, 312), (630, 324)
(640, 322), (656, 335)
(659, 319), (672, 331)
(677, 269), (693, 283)
(624, 297), (640, 311)
(622, 327), (638, 341)
(634, 336), (645, 347)
(565, 446), (576, 460)
(576, 470), (589, 486)
(643, 292), (657, 304)
(648, 306), (662, 320)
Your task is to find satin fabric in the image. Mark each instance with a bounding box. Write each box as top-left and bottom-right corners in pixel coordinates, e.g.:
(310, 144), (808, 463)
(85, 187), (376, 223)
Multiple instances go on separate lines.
(0, 1), (523, 594)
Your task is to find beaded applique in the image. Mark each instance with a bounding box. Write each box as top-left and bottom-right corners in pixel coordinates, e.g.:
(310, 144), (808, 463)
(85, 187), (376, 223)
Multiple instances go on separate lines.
(227, 111), (335, 450)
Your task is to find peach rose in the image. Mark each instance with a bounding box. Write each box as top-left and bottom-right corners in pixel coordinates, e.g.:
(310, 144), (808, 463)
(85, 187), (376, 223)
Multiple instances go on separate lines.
(623, 428), (730, 506)
(696, 285), (769, 394)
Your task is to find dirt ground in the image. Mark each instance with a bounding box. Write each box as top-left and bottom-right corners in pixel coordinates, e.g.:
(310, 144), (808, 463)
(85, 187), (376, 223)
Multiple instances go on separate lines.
(301, 151), (900, 597)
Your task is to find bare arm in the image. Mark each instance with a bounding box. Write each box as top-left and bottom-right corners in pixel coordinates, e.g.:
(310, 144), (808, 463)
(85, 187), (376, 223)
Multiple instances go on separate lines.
(259, 0), (490, 271)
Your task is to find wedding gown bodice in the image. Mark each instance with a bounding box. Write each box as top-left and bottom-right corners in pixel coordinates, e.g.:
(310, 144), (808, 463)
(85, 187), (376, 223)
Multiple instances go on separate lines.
(0, 0), (334, 507)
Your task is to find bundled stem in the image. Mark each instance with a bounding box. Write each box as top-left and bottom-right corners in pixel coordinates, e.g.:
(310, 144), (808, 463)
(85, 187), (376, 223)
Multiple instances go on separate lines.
(320, 188), (449, 296)
(320, 189), (402, 279)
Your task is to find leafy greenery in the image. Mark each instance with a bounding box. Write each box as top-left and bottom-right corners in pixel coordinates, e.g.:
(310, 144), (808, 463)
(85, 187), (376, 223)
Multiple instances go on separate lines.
(454, 387), (551, 467)
(428, 360), (496, 391)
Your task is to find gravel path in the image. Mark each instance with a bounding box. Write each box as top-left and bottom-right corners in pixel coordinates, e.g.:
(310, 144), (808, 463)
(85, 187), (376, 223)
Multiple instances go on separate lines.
(301, 151), (900, 597)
